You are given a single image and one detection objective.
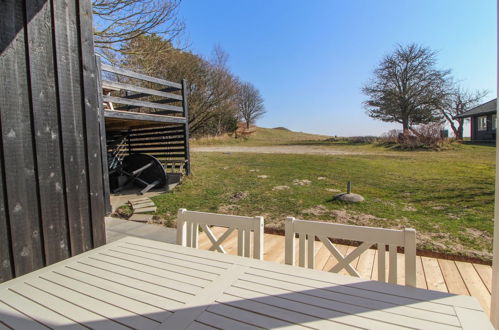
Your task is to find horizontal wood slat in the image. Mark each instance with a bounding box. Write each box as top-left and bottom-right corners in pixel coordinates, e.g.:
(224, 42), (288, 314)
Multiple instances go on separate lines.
(127, 132), (185, 140)
(104, 110), (186, 124)
(101, 64), (182, 89)
(102, 80), (182, 100)
(129, 149), (186, 155)
(293, 219), (406, 245)
(129, 126), (185, 135)
(103, 95), (183, 113)
(129, 142), (186, 148)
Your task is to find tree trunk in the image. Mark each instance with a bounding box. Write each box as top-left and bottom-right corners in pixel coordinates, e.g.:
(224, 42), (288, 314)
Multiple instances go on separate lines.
(246, 121), (250, 129)
(402, 119), (410, 136)
(457, 119), (464, 140)
(448, 122), (459, 140)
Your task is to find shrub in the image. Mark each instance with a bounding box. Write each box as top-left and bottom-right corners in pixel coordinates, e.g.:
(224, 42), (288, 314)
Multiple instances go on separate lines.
(380, 123), (451, 150)
(324, 136), (378, 144)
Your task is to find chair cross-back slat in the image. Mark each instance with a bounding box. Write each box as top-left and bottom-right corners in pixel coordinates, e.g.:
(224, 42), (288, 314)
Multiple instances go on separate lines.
(285, 217), (416, 287)
(176, 209), (264, 260)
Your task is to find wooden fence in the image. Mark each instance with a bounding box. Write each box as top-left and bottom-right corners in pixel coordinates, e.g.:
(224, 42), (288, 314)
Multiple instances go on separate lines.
(0, 0), (108, 282)
(100, 63), (191, 175)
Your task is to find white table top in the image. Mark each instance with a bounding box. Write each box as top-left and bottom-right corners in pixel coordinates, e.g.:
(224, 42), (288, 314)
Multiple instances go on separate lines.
(0, 236), (492, 329)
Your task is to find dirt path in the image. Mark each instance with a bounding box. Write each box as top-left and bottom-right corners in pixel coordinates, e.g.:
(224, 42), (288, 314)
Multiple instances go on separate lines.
(191, 145), (373, 155)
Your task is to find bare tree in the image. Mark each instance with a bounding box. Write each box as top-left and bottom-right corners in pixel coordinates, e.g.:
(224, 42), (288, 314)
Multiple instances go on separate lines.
(237, 82), (265, 128)
(439, 86), (488, 139)
(362, 44), (450, 135)
(92, 0), (184, 58)
(123, 35), (240, 136)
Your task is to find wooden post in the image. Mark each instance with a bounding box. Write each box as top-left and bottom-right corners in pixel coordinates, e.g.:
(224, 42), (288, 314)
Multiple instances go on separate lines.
(253, 216), (264, 260)
(181, 79), (191, 175)
(285, 217), (296, 265)
(347, 181), (352, 194)
(491, 2), (499, 325)
(404, 228), (417, 287)
(176, 208), (187, 246)
(95, 56), (112, 215)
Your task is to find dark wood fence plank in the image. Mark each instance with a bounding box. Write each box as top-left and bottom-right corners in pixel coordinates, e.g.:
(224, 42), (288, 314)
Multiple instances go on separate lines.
(97, 58), (112, 215)
(182, 79), (191, 175)
(0, 146), (13, 282)
(0, 0), (44, 276)
(0, 0), (110, 283)
(78, 0), (106, 247)
(52, 0), (93, 254)
(27, 0), (70, 265)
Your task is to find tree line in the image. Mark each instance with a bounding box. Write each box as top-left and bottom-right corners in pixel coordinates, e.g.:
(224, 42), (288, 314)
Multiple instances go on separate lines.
(92, 0), (265, 137)
(363, 43), (488, 139)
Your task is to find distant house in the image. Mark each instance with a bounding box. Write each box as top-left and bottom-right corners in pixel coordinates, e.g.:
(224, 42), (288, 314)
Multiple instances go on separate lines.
(455, 98), (496, 142)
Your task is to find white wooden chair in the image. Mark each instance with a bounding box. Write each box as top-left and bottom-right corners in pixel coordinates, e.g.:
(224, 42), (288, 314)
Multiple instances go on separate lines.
(285, 217), (417, 287)
(176, 209), (264, 259)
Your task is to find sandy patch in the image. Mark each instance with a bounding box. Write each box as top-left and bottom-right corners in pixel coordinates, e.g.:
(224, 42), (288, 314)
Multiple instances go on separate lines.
(466, 228), (491, 239)
(218, 204), (239, 213)
(301, 205), (329, 216)
(317, 177), (327, 180)
(402, 205), (417, 212)
(325, 188), (341, 193)
(257, 175), (268, 179)
(293, 179), (311, 186)
(272, 185), (290, 191)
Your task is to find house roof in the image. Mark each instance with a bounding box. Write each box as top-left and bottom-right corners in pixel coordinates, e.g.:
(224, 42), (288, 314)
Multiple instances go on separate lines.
(455, 98), (497, 118)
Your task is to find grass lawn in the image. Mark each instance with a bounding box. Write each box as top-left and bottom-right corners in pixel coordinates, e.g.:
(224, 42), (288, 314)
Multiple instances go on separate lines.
(153, 129), (496, 261)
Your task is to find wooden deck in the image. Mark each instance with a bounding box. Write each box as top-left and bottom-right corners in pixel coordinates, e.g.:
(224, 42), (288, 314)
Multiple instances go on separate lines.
(199, 227), (492, 316)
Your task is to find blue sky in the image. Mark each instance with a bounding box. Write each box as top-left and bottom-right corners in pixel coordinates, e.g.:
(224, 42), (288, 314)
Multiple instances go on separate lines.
(178, 0), (496, 136)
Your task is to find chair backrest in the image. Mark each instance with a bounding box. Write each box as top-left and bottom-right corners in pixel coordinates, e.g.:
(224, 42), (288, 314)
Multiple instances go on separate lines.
(176, 209), (264, 260)
(285, 217), (416, 287)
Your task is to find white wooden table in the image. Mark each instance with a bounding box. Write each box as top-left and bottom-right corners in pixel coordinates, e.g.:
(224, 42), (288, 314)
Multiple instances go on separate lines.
(0, 236), (492, 330)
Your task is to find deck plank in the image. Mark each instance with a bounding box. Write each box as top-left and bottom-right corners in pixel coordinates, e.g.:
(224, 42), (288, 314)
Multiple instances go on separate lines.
(421, 256), (448, 292)
(473, 263), (493, 293)
(416, 256), (427, 289)
(263, 233), (285, 263)
(355, 248), (375, 280)
(438, 259), (469, 296)
(455, 261), (491, 315)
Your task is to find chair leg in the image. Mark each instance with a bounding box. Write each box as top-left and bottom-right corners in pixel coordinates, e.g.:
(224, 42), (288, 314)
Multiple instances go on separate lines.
(140, 180), (160, 194)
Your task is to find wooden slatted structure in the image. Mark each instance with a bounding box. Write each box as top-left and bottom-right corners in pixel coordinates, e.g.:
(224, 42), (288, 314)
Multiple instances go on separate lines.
(100, 63), (191, 175)
(285, 217), (417, 287)
(198, 227), (493, 316)
(0, 236), (492, 329)
(0, 0), (108, 283)
(176, 209), (264, 259)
